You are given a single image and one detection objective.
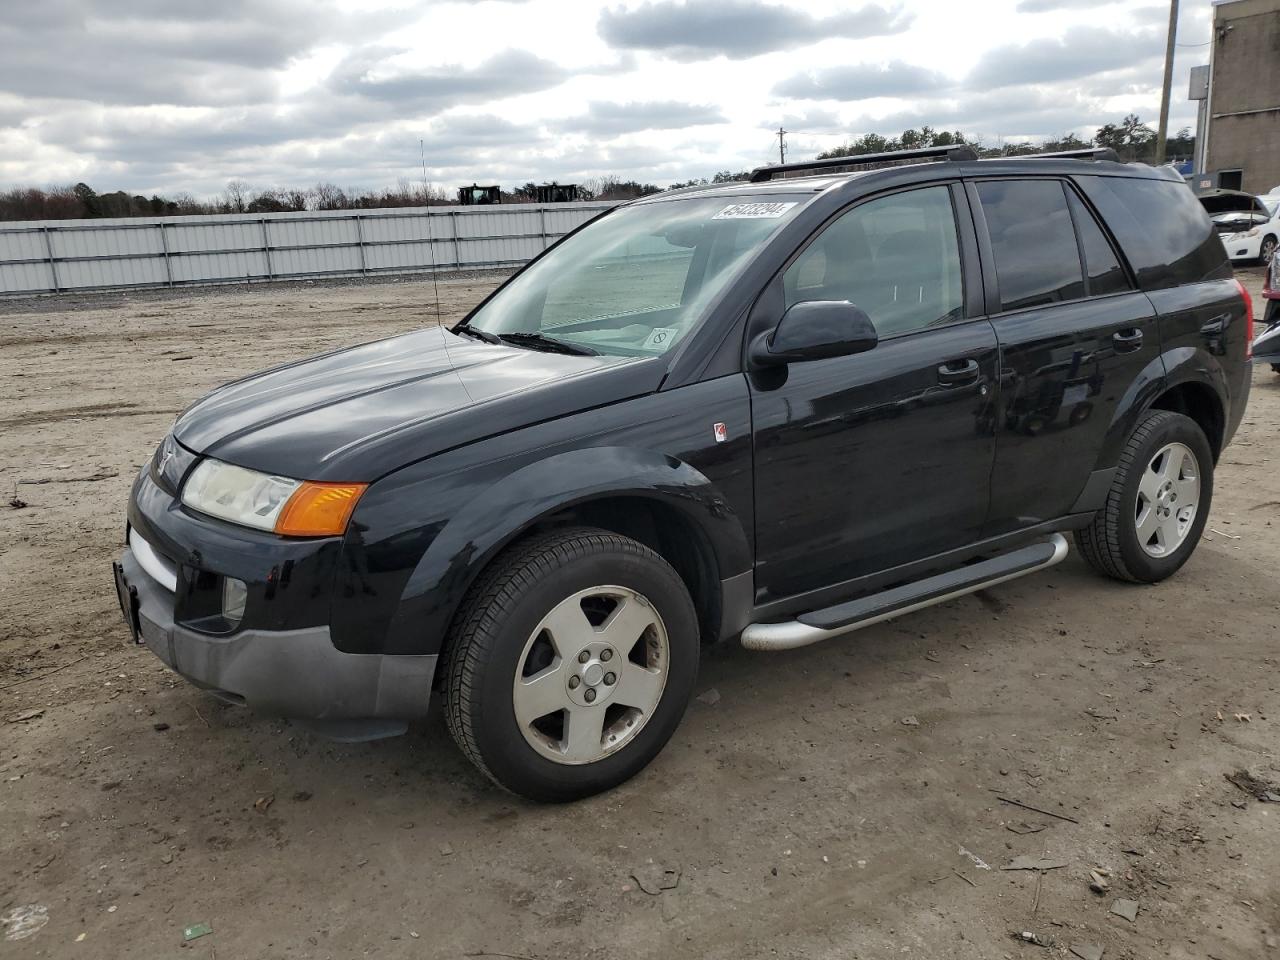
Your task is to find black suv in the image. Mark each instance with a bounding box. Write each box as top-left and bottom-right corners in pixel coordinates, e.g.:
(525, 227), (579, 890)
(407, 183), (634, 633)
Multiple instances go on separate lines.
(113, 146), (1252, 801)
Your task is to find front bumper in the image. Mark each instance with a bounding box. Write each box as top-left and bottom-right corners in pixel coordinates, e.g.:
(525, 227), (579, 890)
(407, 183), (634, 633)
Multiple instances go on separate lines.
(1223, 235), (1263, 261)
(114, 532), (436, 741)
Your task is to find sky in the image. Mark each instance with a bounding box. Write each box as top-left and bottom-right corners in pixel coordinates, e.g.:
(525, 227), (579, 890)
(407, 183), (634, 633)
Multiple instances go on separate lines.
(0, 0), (1216, 199)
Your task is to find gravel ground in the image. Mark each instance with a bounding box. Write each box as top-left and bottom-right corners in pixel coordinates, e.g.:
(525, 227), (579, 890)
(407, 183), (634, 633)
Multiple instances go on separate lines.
(1, 270), (1277, 960)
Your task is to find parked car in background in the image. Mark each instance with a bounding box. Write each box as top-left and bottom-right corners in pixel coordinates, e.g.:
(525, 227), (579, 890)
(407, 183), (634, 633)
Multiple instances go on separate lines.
(1198, 188), (1279, 265)
(114, 147), (1252, 801)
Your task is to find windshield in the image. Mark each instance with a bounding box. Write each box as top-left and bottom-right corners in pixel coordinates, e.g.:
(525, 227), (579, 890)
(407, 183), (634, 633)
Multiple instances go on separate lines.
(461, 196), (804, 356)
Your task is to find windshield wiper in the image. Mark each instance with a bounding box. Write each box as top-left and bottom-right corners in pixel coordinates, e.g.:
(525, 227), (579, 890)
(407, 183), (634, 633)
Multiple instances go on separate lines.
(496, 332), (599, 356)
(453, 323), (502, 344)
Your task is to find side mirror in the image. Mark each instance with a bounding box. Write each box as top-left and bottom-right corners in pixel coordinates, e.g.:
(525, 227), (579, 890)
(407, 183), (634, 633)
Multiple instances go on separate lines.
(751, 300), (879, 366)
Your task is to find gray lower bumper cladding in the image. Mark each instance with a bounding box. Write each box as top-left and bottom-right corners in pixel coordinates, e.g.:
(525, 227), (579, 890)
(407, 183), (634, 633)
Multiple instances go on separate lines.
(118, 548), (436, 741)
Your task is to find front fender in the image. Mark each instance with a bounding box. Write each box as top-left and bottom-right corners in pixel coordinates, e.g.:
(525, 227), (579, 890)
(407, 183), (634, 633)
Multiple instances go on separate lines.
(383, 446), (751, 657)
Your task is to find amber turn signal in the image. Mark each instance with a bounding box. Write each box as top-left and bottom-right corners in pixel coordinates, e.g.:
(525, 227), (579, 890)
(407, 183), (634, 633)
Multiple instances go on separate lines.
(274, 482), (367, 537)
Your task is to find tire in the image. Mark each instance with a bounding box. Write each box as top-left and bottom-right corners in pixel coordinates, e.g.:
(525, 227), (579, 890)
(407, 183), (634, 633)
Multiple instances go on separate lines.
(1260, 235), (1277, 266)
(1075, 410), (1214, 583)
(443, 527), (699, 802)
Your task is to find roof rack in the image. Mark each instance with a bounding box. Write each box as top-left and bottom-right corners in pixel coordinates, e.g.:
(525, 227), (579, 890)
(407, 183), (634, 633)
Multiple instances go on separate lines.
(748, 144), (979, 182)
(1001, 147), (1120, 162)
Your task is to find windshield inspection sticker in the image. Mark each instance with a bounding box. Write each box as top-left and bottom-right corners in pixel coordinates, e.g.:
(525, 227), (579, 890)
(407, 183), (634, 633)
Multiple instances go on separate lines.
(711, 201), (797, 220)
(642, 327), (679, 349)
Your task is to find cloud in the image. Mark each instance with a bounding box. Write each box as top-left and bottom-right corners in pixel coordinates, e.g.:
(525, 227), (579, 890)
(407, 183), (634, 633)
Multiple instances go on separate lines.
(966, 26), (1164, 90)
(1015, 0), (1117, 11)
(597, 0), (911, 61)
(329, 47), (568, 112)
(0, 0), (352, 107)
(773, 61), (949, 101)
(759, 108), (846, 134)
(558, 101), (728, 135)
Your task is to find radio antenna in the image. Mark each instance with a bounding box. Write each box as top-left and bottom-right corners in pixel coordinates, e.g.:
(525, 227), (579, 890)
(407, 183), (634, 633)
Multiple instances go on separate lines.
(420, 138), (444, 329)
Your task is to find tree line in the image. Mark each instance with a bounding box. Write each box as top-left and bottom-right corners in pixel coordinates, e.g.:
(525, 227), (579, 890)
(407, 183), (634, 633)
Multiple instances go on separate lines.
(815, 115), (1194, 163)
(0, 115), (1196, 222)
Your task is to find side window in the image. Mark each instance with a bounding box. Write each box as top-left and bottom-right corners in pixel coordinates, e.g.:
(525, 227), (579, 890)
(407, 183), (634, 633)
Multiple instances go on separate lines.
(784, 186), (964, 338)
(1066, 189), (1130, 297)
(977, 179), (1084, 311)
(1075, 175), (1228, 290)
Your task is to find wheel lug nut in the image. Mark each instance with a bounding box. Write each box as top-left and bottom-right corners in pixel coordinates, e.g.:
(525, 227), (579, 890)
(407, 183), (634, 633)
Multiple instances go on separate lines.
(600, 649), (613, 662)
(604, 672), (616, 685)
(578, 650), (591, 664)
(584, 688), (597, 703)
(568, 676), (581, 689)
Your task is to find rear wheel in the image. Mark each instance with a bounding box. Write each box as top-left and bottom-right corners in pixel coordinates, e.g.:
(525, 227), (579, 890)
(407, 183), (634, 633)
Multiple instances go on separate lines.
(1075, 410), (1214, 583)
(443, 527), (698, 801)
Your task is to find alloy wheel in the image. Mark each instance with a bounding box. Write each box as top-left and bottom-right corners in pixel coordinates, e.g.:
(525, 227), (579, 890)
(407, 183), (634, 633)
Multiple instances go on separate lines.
(512, 585), (669, 764)
(1135, 442), (1200, 557)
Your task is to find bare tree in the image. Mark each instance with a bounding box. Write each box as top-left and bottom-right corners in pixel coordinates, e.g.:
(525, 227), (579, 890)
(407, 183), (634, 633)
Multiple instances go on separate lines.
(224, 179), (249, 214)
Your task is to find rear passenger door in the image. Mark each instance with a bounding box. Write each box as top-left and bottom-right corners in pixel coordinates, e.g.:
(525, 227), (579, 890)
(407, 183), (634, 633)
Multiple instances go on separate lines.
(970, 177), (1160, 536)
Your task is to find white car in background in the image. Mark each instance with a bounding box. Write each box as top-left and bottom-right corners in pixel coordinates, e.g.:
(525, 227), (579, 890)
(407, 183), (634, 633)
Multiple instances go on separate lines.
(1199, 189), (1279, 264)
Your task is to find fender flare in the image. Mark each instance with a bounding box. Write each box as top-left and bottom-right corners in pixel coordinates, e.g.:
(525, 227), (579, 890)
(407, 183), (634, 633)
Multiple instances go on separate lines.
(382, 446), (752, 655)
(1073, 348), (1229, 514)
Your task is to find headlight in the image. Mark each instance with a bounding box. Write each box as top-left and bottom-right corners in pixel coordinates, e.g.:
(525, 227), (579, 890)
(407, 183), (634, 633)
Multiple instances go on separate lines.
(181, 459), (366, 537)
(1246, 227), (1260, 238)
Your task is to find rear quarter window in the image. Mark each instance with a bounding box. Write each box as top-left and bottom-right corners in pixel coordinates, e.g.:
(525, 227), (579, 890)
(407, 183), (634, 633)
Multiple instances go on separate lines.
(1074, 175), (1229, 290)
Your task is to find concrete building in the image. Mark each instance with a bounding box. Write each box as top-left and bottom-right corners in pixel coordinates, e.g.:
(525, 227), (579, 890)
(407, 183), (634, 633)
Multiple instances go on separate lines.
(1202, 0), (1280, 195)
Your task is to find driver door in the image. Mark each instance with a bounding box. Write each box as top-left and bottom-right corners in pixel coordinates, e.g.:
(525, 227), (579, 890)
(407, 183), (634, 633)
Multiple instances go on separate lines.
(749, 183), (1000, 606)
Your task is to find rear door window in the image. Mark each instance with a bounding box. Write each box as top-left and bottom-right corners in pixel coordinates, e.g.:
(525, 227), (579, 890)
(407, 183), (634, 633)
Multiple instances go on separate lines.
(976, 179), (1084, 311)
(1066, 189), (1130, 297)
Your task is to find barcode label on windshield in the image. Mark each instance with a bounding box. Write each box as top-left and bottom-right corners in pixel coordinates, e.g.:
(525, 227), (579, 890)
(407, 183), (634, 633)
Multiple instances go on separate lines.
(712, 202), (797, 220)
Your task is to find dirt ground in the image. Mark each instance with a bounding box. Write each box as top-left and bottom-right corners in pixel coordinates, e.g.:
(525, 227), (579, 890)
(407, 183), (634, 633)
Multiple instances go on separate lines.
(1, 270), (1278, 960)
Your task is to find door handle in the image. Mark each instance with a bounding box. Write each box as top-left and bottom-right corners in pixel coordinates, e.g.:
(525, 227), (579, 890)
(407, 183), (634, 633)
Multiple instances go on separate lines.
(1112, 328), (1144, 353)
(1199, 316), (1225, 336)
(937, 358), (980, 386)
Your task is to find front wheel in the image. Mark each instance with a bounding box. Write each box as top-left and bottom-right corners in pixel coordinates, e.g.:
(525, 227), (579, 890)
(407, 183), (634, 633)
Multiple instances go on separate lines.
(443, 527), (699, 802)
(1075, 410), (1214, 583)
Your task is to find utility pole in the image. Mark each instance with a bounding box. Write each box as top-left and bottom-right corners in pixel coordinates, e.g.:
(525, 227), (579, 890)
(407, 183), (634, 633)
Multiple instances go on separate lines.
(1155, 0), (1179, 164)
(777, 126), (787, 165)
(419, 139), (429, 198)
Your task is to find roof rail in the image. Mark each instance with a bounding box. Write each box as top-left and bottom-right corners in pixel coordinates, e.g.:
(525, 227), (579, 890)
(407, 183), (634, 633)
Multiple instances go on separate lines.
(1001, 147), (1121, 162)
(748, 144), (979, 182)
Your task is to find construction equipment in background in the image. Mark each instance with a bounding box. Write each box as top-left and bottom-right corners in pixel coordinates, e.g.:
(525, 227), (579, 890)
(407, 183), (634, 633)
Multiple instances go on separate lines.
(535, 183), (579, 203)
(458, 184), (501, 205)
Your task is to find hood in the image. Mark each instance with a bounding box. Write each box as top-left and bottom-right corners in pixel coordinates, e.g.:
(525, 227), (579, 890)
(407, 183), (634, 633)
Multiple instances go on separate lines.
(174, 325), (664, 481)
(1200, 190), (1269, 234)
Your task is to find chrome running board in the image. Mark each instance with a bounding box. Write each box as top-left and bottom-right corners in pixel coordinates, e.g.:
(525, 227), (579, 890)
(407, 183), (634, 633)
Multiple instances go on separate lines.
(741, 534), (1069, 651)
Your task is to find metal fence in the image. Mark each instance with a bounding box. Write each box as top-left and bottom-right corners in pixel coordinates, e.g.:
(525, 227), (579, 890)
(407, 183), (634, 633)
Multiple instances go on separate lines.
(0, 202), (618, 296)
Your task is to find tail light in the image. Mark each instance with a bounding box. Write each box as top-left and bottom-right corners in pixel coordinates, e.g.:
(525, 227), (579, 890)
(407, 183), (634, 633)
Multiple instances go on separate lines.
(1233, 278), (1253, 358)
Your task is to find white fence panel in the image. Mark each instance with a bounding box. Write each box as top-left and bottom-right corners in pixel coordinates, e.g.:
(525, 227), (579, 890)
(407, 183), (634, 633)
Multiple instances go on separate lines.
(0, 260), (53, 294)
(0, 201), (619, 296)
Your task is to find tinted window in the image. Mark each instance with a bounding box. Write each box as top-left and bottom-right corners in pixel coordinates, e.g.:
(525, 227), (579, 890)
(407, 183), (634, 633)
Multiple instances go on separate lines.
(784, 186), (963, 338)
(977, 179), (1084, 311)
(1066, 189), (1130, 297)
(1075, 175), (1229, 290)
